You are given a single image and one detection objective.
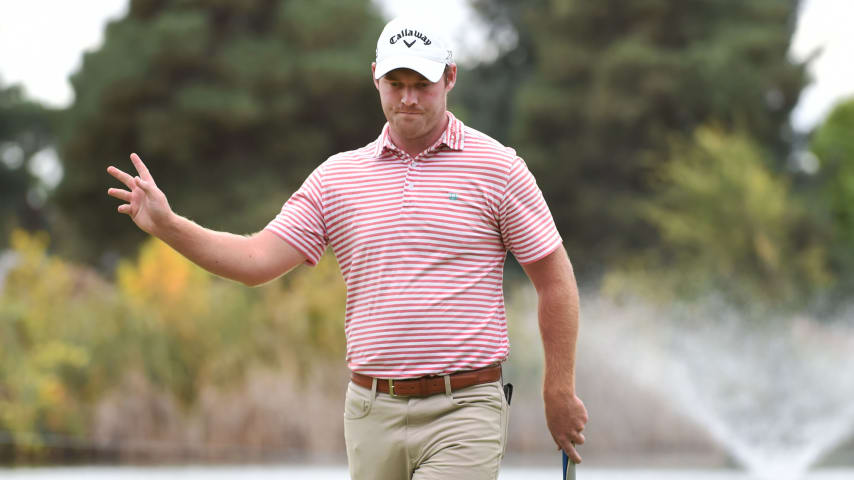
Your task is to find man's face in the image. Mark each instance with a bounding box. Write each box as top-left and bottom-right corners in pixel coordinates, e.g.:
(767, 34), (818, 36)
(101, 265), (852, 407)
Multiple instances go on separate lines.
(372, 65), (456, 145)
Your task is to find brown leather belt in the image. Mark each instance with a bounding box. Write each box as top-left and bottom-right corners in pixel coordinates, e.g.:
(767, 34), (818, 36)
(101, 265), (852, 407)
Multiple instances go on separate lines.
(351, 365), (501, 397)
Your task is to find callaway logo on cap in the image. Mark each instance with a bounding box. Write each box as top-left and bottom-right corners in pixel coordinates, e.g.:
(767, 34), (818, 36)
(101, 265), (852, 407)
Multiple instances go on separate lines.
(374, 16), (454, 83)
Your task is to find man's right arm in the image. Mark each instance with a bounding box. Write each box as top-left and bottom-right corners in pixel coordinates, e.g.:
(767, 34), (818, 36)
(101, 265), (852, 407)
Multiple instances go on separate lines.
(155, 216), (306, 286)
(108, 153), (306, 286)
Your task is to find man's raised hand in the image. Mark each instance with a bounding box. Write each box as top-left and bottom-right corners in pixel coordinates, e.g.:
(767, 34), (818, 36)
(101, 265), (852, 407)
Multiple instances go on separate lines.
(107, 153), (173, 236)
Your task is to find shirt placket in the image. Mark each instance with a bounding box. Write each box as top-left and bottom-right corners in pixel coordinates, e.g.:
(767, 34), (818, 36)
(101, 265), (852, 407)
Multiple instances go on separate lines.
(387, 142), (440, 211)
(401, 153), (421, 210)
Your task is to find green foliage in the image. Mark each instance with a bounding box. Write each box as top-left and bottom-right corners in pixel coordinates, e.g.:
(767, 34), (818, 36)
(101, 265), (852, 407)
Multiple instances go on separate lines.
(0, 82), (61, 244)
(809, 97), (854, 274)
(0, 231), (345, 459)
(56, 0), (385, 265)
(470, 0), (807, 276)
(261, 253), (347, 381)
(604, 127), (829, 308)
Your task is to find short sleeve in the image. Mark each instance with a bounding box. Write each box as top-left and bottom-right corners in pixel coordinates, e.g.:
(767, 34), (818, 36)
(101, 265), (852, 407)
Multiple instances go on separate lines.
(264, 165), (328, 266)
(498, 157), (563, 264)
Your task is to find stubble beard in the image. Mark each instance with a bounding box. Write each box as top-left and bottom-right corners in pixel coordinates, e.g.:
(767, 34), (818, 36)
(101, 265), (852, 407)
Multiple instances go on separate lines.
(394, 116), (426, 141)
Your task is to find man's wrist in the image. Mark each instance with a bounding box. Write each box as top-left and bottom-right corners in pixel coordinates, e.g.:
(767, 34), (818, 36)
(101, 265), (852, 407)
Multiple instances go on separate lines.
(543, 379), (575, 399)
(153, 210), (181, 240)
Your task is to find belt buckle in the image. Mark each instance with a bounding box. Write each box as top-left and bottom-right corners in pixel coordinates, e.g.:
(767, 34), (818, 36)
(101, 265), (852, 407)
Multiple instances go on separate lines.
(388, 379), (397, 397)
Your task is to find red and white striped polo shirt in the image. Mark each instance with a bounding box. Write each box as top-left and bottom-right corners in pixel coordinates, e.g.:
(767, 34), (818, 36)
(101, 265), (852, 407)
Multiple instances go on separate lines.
(265, 112), (562, 378)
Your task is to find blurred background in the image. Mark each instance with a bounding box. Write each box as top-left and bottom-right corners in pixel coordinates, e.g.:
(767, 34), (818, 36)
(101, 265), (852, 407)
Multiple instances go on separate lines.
(2, 0), (854, 477)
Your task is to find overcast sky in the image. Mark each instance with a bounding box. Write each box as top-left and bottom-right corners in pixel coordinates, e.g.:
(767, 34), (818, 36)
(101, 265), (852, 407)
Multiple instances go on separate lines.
(1, 0), (852, 132)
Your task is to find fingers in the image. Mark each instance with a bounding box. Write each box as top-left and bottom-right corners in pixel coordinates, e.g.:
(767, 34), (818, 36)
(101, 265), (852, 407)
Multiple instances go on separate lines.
(134, 176), (153, 192)
(130, 153), (154, 182)
(563, 443), (582, 464)
(109, 153), (153, 218)
(554, 429), (585, 464)
(107, 187), (132, 202)
(107, 165), (135, 189)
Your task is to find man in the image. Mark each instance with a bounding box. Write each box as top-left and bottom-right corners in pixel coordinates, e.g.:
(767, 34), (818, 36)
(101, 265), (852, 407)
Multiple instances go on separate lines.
(107, 16), (586, 479)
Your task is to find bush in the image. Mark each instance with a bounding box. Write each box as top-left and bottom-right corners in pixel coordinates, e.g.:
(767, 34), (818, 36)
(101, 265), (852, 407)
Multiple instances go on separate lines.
(604, 127), (830, 309)
(0, 231), (346, 461)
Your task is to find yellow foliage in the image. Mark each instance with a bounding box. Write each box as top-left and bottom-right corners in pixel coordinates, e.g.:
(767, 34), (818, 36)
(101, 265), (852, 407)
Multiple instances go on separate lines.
(6, 230), (75, 339)
(31, 341), (90, 371)
(117, 238), (211, 319)
(1, 230), (102, 455)
(259, 253), (347, 379)
(38, 377), (68, 408)
(0, 230), (351, 458)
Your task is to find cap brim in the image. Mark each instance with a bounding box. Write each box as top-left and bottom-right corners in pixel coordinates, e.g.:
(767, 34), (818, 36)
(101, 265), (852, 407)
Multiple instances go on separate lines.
(374, 56), (445, 83)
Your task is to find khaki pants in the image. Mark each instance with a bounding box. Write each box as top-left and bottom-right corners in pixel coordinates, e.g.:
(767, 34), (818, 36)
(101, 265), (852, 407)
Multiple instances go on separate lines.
(344, 379), (510, 480)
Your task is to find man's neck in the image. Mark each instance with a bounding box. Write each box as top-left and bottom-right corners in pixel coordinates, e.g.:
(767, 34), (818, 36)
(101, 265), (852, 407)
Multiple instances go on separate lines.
(389, 113), (450, 158)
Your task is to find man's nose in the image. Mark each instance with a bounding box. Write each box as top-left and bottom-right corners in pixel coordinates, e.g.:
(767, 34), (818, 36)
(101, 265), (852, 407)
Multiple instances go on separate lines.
(401, 87), (418, 106)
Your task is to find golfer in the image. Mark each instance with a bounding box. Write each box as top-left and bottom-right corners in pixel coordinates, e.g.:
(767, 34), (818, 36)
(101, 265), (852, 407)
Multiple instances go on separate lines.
(107, 16), (587, 479)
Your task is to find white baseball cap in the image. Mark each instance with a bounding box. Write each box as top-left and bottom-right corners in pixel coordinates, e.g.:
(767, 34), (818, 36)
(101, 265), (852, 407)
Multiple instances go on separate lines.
(374, 16), (454, 83)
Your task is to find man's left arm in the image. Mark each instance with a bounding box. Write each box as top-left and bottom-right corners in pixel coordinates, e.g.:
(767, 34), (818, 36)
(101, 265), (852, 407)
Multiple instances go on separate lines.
(521, 246), (588, 463)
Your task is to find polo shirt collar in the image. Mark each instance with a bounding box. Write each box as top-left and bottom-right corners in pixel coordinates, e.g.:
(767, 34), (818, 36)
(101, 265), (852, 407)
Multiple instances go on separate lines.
(373, 111), (466, 158)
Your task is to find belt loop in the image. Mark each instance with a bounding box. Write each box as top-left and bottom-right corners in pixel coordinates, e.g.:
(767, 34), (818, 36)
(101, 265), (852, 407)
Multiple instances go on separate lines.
(371, 377), (378, 399)
(443, 375), (452, 396)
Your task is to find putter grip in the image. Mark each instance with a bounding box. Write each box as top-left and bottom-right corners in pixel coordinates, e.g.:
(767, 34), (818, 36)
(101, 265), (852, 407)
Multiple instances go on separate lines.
(562, 452), (575, 480)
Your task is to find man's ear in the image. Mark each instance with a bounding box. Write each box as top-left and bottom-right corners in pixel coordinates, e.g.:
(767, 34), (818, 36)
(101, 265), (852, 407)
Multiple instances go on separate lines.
(371, 62), (380, 90)
(444, 63), (458, 91)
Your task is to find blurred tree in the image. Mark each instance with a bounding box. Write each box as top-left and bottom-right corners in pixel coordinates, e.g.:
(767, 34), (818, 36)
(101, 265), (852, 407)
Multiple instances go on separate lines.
(0, 82), (61, 245)
(451, 1), (535, 143)
(604, 126), (829, 308)
(470, 0), (807, 277)
(808, 97), (854, 285)
(56, 0), (385, 266)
